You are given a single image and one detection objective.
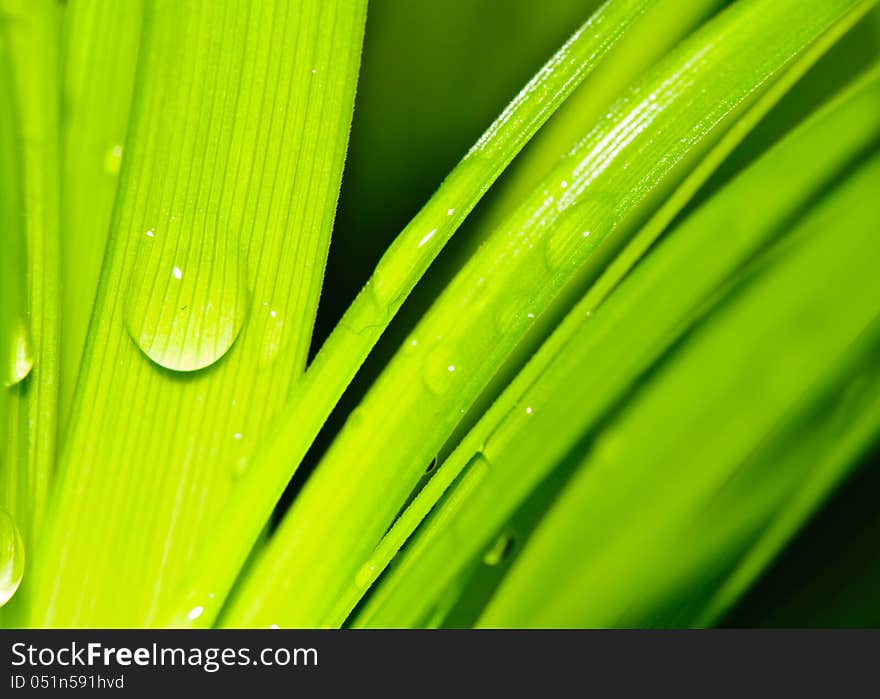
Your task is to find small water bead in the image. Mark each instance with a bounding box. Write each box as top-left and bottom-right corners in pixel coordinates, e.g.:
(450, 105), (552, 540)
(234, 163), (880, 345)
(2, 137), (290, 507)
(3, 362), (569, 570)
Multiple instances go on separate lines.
(422, 344), (460, 395)
(124, 231), (248, 372)
(369, 246), (407, 310)
(0, 510), (25, 607)
(103, 144), (123, 175)
(494, 290), (540, 335)
(4, 318), (34, 387)
(417, 228), (437, 248)
(257, 303), (287, 367)
(401, 337), (419, 355)
(187, 605), (205, 621)
(544, 197), (616, 271)
(354, 560), (377, 590)
(344, 281), (390, 334)
(482, 531), (515, 567)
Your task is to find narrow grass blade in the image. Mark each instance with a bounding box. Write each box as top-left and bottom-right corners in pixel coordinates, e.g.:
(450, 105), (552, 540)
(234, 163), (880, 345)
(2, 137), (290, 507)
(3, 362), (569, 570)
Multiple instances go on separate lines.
(473, 0), (723, 238)
(224, 0), (872, 628)
(477, 154), (880, 626)
(29, 0), (367, 627)
(58, 0), (144, 429)
(355, 68), (880, 628)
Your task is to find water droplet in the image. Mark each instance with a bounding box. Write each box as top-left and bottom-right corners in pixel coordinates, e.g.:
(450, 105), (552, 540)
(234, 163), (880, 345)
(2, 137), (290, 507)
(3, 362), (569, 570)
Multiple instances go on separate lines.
(354, 560), (377, 590)
(0, 510), (25, 607)
(231, 454), (249, 480)
(124, 231), (248, 372)
(544, 197), (615, 271)
(525, 406), (532, 415)
(425, 456), (438, 473)
(5, 318), (34, 387)
(417, 228), (437, 248)
(269, 623), (280, 629)
(402, 337), (419, 354)
(344, 281), (390, 334)
(187, 605), (204, 621)
(483, 531), (515, 566)
(446, 208), (455, 216)
(103, 144), (123, 174)
(494, 290), (539, 335)
(257, 304), (287, 366)
(422, 344), (459, 395)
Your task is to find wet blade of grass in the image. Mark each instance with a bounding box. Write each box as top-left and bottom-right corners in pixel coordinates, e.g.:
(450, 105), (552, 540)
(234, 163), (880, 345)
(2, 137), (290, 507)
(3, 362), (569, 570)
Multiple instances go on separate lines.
(0, 0), (62, 623)
(222, 0), (872, 628)
(58, 0), (144, 429)
(354, 67), (880, 628)
(477, 153), (880, 626)
(29, 0), (367, 627)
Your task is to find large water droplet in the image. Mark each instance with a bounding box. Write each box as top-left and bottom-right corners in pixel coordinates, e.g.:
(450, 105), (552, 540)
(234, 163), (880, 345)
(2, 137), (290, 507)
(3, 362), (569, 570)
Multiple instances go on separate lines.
(0, 510), (24, 607)
(4, 317), (34, 387)
(124, 230), (248, 372)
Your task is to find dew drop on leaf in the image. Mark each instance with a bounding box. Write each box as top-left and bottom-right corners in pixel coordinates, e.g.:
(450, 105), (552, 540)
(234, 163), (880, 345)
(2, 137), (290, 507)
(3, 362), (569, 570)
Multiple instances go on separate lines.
(103, 144), (123, 175)
(482, 531), (515, 566)
(353, 560), (377, 590)
(543, 196), (614, 271)
(422, 344), (459, 395)
(124, 229), (248, 372)
(4, 317), (34, 387)
(257, 303), (287, 367)
(0, 509), (24, 607)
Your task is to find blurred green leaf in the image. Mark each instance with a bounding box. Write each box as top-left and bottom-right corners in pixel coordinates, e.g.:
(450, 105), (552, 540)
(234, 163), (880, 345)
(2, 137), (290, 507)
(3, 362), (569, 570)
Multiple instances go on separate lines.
(355, 67), (880, 628)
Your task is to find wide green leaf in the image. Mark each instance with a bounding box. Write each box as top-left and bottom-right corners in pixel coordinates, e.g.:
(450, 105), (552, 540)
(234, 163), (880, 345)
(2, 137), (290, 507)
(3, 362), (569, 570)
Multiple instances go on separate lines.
(29, 0), (367, 627)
